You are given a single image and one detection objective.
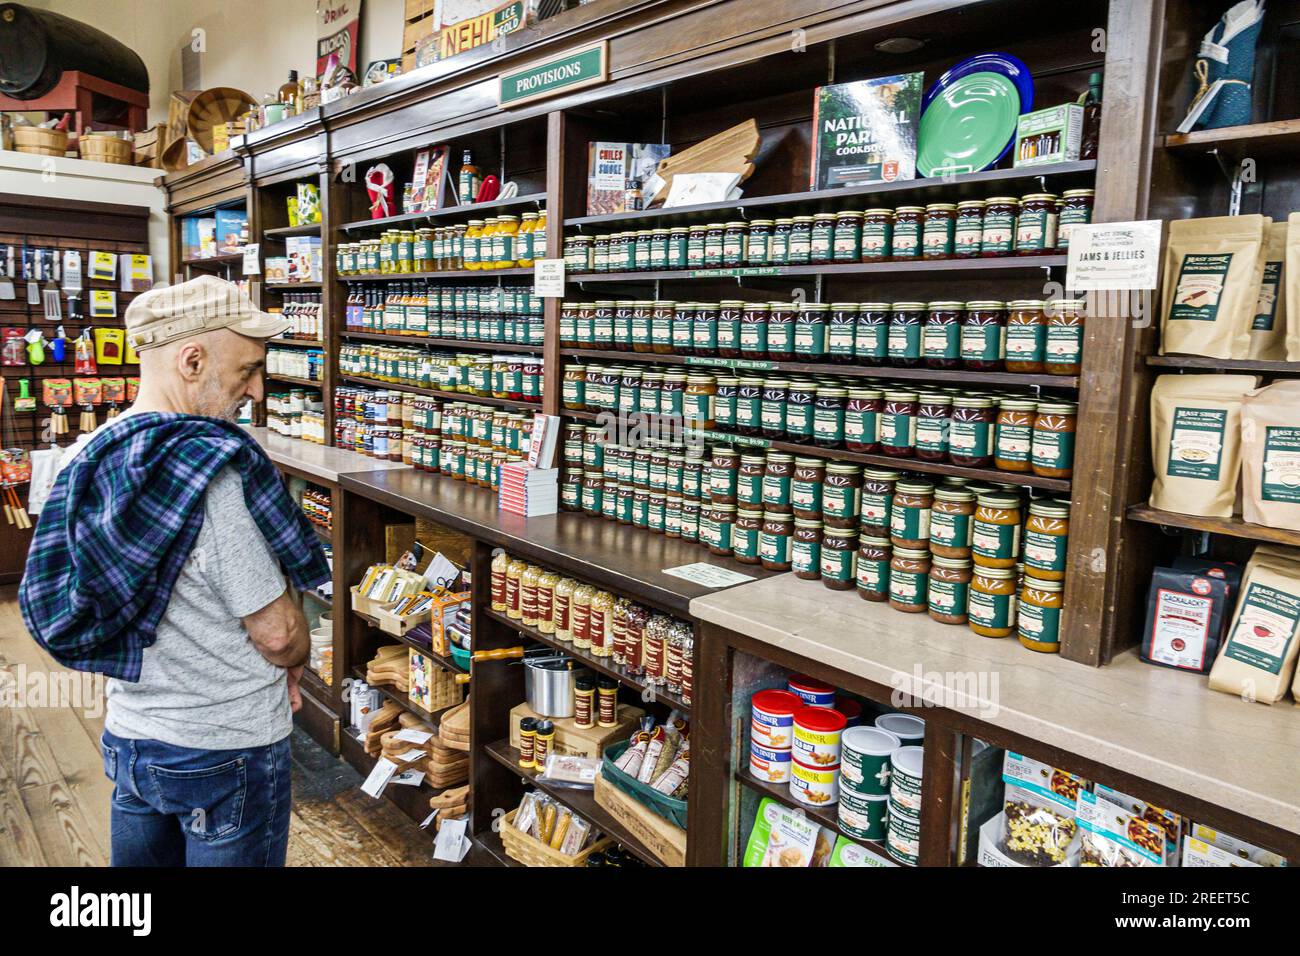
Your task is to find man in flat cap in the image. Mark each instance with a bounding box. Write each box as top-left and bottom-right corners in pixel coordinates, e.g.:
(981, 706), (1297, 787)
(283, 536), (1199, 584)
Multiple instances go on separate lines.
(21, 275), (330, 867)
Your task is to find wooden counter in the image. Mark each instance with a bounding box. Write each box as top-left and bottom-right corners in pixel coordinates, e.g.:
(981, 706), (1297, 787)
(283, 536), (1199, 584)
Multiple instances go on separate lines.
(690, 574), (1300, 841)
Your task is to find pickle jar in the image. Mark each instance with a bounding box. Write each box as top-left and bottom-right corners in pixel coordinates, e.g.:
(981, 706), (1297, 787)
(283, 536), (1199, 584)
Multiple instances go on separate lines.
(1023, 499), (1070, 581)
(1018, 575), (1064, 652)
(857, 535), (892, 602)
(928, 557), (973, 624)
(889, 546), (931, 613)
(1031, 401), (1077, 479)
(970, 566), (1019, 638)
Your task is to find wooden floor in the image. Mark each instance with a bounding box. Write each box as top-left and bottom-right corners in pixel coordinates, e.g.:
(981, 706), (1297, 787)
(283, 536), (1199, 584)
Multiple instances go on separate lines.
(0, 587), (433, 867)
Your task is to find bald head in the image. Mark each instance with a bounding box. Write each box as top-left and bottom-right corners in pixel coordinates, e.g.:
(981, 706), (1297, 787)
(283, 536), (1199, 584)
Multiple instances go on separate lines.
(137, 327), (267, 421)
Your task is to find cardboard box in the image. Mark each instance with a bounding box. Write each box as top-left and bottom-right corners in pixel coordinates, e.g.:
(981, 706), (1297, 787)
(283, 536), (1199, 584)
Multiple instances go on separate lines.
(594, 773), (687, 867)
(1014, 104), (1083, 167)
(427, 590), (470, 656)
(508, 701), (643, 758)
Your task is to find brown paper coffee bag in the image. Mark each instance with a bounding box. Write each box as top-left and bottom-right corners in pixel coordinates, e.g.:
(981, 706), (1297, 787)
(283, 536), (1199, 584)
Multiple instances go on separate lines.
(1149, 374), (1259, 517)
(1241, 379), (1300, 531)
(1287, 212), (1300, 362)
(1209, 546), (1300, 704)
(1248, 221), (1288, 360)
(1160, 215), (1266, 359)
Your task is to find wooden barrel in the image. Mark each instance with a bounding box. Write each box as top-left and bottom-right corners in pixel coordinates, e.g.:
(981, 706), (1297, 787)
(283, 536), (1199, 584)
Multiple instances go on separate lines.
(0, 3), (148, 100)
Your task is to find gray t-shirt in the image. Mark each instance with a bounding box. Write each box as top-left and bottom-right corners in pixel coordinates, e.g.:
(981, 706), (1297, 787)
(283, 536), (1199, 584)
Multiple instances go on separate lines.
(104, 465), (292, 750)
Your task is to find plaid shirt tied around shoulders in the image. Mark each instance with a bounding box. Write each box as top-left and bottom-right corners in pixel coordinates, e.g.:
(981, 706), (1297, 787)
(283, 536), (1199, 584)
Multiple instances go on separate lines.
(19, 413), (331, 681)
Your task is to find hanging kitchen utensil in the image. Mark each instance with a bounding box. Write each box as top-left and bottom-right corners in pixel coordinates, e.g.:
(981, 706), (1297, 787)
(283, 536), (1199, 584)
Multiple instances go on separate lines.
(49, 325), (66, 363)
(13, 378), (34, 413)
(23, 328), (45, 365)
(74, 329), (97, 374)
(0, 380), (31, 529)
(43, 378), (71, 436)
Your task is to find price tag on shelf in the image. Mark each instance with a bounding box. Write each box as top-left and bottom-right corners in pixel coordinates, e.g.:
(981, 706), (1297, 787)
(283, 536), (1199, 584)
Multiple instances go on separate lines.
(242, 243), (261, 276)
(533, 258), (565, 297)
(661, 562), (756, 589)
(1065, 220), (1162, 291)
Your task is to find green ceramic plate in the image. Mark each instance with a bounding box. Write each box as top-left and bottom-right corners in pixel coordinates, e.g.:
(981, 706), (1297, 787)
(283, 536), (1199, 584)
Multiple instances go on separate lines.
(917, 71), (1021, 177)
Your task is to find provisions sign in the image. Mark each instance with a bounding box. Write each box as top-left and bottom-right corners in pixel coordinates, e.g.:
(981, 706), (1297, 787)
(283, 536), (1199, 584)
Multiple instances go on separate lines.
(499, 41), (608, 108)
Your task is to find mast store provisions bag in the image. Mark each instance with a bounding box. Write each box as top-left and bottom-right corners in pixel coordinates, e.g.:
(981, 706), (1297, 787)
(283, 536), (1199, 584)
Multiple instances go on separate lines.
(1160, 214), (1266, 360)
(1248, 221), (1288, 361)
(1241, 379), (1300, 531)
(1149, 374), (1258, 517)
(1287, 212), (1300, 362)
(1208, 545), (1300, 705)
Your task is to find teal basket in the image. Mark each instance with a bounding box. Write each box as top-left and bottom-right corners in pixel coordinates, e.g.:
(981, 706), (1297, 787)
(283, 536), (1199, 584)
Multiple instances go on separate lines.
(602, 739), (688, 830)
(450, 644), (471, 671)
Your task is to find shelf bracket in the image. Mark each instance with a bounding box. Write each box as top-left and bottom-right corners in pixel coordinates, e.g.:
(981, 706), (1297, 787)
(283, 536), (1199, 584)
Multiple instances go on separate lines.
(814, 273), (824, 303)
(1210, 148), (1245, 216)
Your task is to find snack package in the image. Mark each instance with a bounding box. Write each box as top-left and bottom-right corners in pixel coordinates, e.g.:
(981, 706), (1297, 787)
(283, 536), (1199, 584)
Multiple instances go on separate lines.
(1094, 784), (1182, 864)
(1249, 221), (1289, 360)
(742, 797), (823, 867)
(1076, 789), (1166, 867)
(1209, 544), (1300, 704)
(999, 752), (1086, 866)
(1241, 380), (1300, 532)
(1139, 565), (1231, 673)
(1160, 214), (1267, 359)
(828, 835), (897, 867)
(1186, 822), (1287, 867)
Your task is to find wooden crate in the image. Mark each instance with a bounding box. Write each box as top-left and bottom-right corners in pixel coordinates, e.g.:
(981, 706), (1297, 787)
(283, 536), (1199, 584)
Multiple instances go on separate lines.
(594, 773), (687, 867)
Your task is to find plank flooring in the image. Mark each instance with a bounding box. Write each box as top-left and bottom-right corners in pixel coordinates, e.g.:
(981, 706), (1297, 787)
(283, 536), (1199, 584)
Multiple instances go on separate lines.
(0, 586), (434, 867)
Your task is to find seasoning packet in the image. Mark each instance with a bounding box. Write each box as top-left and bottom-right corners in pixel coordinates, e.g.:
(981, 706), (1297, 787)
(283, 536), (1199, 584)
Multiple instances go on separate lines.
(1249, 221), (1289, 360)
(1149, 374), (1259, 517)
(1139, 566), (1230, 673)
(1209, 544), (1300, 704)
(1076, 789), (1166, 867)
(999, 752), (1087, 866)
(1241, 380), (1300, 531)
(741, 797), (823, 867)
(1160, 214), (1267, 359)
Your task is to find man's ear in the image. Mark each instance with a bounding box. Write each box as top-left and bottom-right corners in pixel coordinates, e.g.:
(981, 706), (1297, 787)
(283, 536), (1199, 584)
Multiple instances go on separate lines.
(176, 341), (206, 381)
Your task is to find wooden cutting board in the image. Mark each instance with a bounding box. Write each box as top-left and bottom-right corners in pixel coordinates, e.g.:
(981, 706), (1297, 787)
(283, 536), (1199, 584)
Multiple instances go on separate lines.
(650, 119), (760, 206)
(429, 785), (470, 809)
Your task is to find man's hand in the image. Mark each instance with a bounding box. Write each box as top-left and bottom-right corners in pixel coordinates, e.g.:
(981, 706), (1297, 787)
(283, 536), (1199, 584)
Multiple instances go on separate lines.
(242, 588), (310, 668)
(287, 665), (304, 713)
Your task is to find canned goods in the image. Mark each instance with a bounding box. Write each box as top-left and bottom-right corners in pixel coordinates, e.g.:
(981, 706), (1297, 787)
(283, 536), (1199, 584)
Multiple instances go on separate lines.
(840, 726), (901, 795)
(792, 706), (847, 768)
(890, 745), (925, 808)
(750, 689), (801, 750)
(874, 712), (925, 745)
(886, 812), (921, 866)
(838, 790), (889, 841)
(790, 759), (839, 807)
(787, 674), (836, 707)
(749, 746), (793, 784)
(834, 696), (863, 727)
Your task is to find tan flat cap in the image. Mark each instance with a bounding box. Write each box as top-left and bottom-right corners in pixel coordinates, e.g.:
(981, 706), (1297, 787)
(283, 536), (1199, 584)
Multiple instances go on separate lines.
(125, 274), (290, 351)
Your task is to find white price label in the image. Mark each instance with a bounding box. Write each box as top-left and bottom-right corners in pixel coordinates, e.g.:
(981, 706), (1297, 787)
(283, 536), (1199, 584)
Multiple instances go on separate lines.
(533, 258), (565, 297)
(1065, 220), (1162, 291)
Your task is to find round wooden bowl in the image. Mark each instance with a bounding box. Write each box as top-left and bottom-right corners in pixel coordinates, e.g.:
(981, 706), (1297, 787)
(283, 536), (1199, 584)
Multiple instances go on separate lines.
(187, 87), (256, 154)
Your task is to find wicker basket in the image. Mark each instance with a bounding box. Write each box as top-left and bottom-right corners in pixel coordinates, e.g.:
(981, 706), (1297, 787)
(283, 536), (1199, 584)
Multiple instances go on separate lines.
(79, 134), (133, 165)
(12, 126), (68, 157)
(498, 808), (613, 867)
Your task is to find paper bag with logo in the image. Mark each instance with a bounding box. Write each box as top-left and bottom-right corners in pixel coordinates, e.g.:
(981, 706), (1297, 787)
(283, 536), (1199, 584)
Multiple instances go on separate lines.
(1159, 215), (1266, 359)
(1208, 545), (1300, 705)
(1287, 212), (1300, 362)
(1241, 379), (1300, 531)
(1248, 221), (1288, 360)
(1149, 374), (1258, 517)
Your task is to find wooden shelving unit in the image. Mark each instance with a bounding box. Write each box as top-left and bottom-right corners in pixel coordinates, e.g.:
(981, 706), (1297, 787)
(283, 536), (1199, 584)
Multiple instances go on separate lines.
(337, 374), (542, 412)
(1147, 355), (1300, 375)
(1127, 505), (1300, 549)
(566, 256), (1067, 284)
(1162, 120), (1300, 159)
(341, 330), (542, 352)
(338, 192), (547, 232)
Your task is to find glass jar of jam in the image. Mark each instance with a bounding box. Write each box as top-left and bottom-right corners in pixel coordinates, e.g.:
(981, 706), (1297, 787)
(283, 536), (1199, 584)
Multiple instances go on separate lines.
(723, 221), (748, 267)
(562, 364), (587, 411)
(970, 567), (1018, 637)
(845, 387), (883, 454)
(792, 456), (826, 521)
(892, 206), (923, 260)
(827, 302), (859, 362)
(581, 472), (604, 516)
(914, 392), (951, 462)
(651, 301), (677, 354)
(736, 454), (766, 508)
(972, 493), (1022, 570)
(767, 302), (795, 361)
(862, 208), (894, 260)
(961, 300), (1006, 371)
(613, 301), (634, 349)
(630, 301), (654, 353)
(718, 300), (744, 358)
(928, 557), (973, 624)
(667, 227), (689, 269)
(792, 519), (823, 580)
(821, 527), (859, 591)
(833, 211), (863, 263)
(684, 374), (717, 431)
(760, 378), (789, 439)
(948, 396), (996, 468)
(1018, 575), (1063, 652)
(930, 487), (976, 559)
(857, 535), (892, 602)
(740, 303), (769, 359)
(708, 445), (739, 504)
(795, 303), (829, 360)
(641, 370), (664, 416)
(732, 508), (763, 564)
(759, 511), (795, 571)
(592, 300), (616, 347)
(762, 452), (794, 515)
(686, 225), (708, 269)
(673, 302), (696, 355)
(981, 197), (1019, 257)
(574, 302), (596, 346)
(880, 389), (918, 458)
(812, 385), (846, 448)
(769, 218), (793, 264)
(1023, 499), (1070, 581)
(954, 200), (986, 257)
(714, 375), (738, 432)
(889, 546), (930, 612)
(680, 498), (700, 541)
(890, 479), (934, 550)
(1005, 300), (1047, 373)
(560, 301), (580, 348)
(1015, 193), (1059, 255)
(648, 229), (669, 271)
(692, 301), (720, 356)
(888, 302), (925, 367)
(702, 504), (736, 556)
(1057, 189), (1095, 251)
(821, 462), (862, 530)
(788, 215), (814, 265)
(859, 468), (899, 537)
(810, 212), (836, 264)
(735, 377), (763, 436)
(1031, 401), (1077, 479)
(994, 399), (1037, 472)
(747, 220), (773, 265)
(923, 301), (965, 369)
(855, 303), (890, 365)
(922, 203), (957, 259)
(560, 468), (583, 511)
(1045, 298), (1085, 375)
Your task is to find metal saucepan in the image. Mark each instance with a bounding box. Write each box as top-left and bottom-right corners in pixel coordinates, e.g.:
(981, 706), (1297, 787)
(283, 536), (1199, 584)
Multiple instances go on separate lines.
(524, 655), (576, 718)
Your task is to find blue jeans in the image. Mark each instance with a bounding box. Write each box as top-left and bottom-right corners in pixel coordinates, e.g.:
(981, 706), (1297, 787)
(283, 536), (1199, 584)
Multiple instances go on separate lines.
(100, 729), (292, 867)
